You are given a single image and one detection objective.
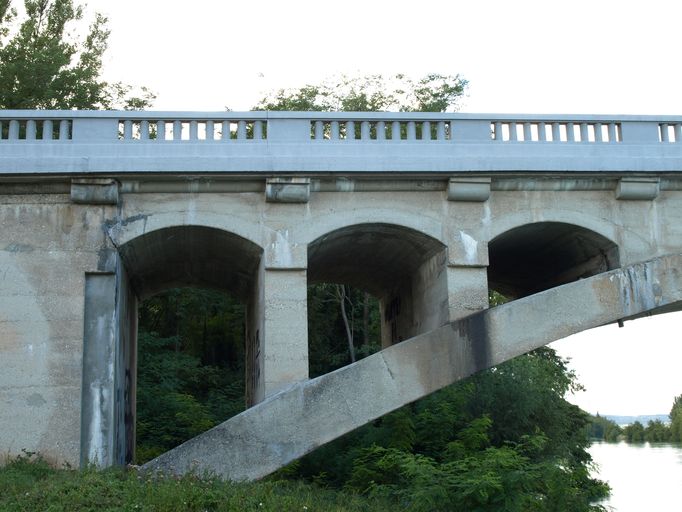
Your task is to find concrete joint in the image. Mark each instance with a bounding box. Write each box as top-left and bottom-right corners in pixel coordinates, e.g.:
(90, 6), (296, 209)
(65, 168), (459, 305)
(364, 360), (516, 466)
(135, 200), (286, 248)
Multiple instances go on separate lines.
(447, 177), (491, 202)
(265, 177), (310, 203)
(71, 178), (119, 205)
(616, 177), (660, 201)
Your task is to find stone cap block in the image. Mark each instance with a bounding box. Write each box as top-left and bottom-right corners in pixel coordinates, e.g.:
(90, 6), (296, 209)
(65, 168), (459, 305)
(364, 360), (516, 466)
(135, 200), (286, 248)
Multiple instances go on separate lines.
(71, 178), (119, 205)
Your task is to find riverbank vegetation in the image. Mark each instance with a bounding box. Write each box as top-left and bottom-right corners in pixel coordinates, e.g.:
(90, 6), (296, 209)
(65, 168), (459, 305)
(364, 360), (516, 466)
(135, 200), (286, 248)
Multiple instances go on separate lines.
(0, 451), (393, 512)
(587, 395), (682, 444)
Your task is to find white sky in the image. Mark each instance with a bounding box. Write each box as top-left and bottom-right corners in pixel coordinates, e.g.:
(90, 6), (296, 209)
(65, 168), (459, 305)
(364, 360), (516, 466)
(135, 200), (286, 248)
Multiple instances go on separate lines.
(82, 0), (682, 415)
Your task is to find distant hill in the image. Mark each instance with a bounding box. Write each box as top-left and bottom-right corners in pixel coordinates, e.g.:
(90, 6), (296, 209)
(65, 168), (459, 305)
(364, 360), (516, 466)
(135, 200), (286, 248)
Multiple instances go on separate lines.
(604, 414), (670, 426)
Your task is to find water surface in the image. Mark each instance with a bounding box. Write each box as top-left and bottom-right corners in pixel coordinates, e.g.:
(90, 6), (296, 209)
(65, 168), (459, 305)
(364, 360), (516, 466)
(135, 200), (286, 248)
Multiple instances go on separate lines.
(590, 441), (682, 511)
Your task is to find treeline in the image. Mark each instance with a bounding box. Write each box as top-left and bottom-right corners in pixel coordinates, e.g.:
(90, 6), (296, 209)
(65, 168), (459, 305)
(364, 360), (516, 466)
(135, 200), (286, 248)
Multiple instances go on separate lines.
(587, 395), (682, 444)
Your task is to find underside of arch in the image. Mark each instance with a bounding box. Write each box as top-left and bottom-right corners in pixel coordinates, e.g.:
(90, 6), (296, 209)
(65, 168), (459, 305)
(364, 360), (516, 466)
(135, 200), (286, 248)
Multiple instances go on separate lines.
(307, 223), (448, 347)
(488, 221), (620, 298)
(117, 225), (262, 301)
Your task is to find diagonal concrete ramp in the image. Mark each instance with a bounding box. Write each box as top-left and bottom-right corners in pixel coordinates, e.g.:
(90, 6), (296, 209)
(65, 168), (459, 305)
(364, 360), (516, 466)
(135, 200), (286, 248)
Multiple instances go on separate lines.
(143, 254), (682, 481)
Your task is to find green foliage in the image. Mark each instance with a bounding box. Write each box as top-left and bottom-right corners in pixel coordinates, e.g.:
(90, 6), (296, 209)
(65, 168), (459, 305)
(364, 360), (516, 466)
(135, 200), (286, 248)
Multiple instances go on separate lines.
(307, 284), (381, 377)
(623, 421), (645, 443)
(586, 414), (622, 442)
(135, 289), (246, 463)
(670, 394), (682, 442)
(286, 348), (609, 511)
(0, 455), (394, 512)
(643, 419), (671, 443)
(0, 0), (154, 109)
(256, 73), (467, 113)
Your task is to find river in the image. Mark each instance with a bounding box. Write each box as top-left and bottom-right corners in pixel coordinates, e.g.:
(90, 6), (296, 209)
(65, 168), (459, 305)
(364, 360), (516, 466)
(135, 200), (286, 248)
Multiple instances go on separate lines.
(589, 441), (682, 511)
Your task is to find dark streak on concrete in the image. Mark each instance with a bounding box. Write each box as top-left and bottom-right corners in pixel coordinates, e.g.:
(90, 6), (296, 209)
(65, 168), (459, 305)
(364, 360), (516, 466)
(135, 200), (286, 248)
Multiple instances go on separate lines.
(103, 213), (150, 231)
(4, 243), (34, 253)
(97, 247), (118, 273)
(455, 311), (490, 373)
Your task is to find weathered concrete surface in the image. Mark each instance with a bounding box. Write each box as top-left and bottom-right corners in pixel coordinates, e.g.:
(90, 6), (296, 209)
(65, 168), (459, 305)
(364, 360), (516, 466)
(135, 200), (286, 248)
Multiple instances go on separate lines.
(142, 253), (682, 481)
(80, 273), (117, 467)
(0, 196), (112, 466)
(2, 173), (682, 467)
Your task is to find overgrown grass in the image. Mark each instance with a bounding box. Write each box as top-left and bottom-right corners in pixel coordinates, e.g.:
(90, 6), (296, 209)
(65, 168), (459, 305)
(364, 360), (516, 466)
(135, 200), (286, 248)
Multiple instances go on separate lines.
(0, 453), (394, 512)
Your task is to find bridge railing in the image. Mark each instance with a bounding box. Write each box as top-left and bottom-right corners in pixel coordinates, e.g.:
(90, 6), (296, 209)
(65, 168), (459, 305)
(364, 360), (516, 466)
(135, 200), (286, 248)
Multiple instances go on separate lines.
(0, 111), (680, 144)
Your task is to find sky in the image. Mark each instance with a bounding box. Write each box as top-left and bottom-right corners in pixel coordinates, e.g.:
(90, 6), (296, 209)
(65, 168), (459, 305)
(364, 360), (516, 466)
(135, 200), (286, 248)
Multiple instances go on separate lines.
(80, 0), (682, 415)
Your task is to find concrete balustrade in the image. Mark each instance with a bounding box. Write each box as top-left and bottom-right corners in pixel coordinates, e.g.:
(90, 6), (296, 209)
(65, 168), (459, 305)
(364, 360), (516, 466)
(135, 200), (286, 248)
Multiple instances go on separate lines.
(1, 111), (682, 174)
(492, 120), (622, 143)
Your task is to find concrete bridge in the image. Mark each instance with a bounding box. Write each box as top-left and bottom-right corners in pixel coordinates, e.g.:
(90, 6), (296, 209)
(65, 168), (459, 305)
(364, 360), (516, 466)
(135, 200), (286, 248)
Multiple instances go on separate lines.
(1, 110), (682, 477)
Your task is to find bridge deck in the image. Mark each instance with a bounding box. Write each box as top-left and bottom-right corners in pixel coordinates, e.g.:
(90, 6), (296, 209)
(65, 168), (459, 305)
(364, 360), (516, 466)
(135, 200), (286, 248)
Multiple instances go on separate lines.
(2, 111), (682, 174)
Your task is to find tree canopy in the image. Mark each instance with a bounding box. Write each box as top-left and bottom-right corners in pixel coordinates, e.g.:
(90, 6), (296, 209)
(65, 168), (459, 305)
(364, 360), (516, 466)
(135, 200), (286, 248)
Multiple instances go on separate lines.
(256, 73), (468, 113)
(0, 0), (153, 109)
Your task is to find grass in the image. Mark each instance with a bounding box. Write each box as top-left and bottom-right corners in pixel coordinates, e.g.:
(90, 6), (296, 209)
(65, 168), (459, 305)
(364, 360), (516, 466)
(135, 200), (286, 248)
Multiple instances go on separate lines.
(0, 453), (394, 512)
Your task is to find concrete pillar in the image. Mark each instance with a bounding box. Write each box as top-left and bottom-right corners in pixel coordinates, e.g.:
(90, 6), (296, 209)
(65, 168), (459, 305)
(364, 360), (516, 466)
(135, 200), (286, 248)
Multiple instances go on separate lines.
(446, 229), (490, 321)
(447, 266), (490, 321)
(261, 268), (309, 398)
(80, 273), (117, 467)
(247, 230), (309, 402)
(80, 258), (137, 468)
(114, 262), (138, 465)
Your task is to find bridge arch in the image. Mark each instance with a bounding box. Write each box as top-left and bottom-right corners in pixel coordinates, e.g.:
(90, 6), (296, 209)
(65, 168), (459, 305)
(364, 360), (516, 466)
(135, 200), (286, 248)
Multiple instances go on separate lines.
(118, 224), (263, 300)
(307, 222), (448, 349)
(299, 208), (445, 248)
(108, 210), (264, 252)
(487, 221), (620, 298)
(82, 224), (266, 467)
(485, 209), (619, 248)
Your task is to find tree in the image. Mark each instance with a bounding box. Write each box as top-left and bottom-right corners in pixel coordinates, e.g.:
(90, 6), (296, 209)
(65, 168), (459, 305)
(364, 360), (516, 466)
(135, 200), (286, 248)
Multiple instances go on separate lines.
(643, 419), (671, 443)
(586, 414), (622, 442)
(669, 394), (682, 442)
(256, 73), (468, 113)
(0, 0), (153, 109)
(623, 421), (645, 443)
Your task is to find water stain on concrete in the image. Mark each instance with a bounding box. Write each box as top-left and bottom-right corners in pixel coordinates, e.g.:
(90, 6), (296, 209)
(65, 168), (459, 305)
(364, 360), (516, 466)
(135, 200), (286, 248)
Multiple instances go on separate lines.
(26, 393), (47, 407)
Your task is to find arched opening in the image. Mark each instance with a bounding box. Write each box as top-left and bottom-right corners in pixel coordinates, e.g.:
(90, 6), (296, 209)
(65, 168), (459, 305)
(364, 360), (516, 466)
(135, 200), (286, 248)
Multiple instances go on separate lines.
(488, 221), (620, 299)
(307, 223), (448, 373)
(82, 225), (263, 466)
(134, 287), (247, 463)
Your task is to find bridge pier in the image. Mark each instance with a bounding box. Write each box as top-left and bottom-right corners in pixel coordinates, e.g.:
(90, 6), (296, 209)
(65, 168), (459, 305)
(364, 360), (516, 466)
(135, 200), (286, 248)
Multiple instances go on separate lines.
(257, 267), (309, 401)
(446, 265), (490, 321)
